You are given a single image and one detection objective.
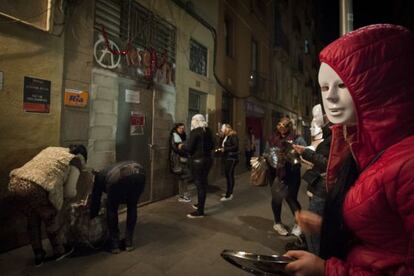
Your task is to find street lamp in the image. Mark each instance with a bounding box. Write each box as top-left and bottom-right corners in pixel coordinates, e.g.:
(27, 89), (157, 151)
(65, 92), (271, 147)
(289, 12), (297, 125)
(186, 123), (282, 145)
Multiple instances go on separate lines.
(339, 0), (353, 35)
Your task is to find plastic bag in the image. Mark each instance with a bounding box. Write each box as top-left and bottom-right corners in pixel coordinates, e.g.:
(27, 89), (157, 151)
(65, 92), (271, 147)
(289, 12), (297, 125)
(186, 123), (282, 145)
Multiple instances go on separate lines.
(250, 157), (268, 186)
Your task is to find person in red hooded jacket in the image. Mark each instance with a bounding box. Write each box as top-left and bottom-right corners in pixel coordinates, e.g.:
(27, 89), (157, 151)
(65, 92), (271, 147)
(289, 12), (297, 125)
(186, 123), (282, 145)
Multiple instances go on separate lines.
(285, 24), (414, 275)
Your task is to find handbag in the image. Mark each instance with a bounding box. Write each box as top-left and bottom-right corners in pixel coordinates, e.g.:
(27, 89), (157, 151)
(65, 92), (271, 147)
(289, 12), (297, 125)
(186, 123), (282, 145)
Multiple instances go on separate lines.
(302, 169), (321, 185)
(250, 157), (268, 187)
(170, 151), (183, 174)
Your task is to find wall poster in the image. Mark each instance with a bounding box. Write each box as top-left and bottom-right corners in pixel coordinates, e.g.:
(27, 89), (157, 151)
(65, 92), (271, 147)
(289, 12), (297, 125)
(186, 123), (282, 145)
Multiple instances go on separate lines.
(23, 76), (51, 113)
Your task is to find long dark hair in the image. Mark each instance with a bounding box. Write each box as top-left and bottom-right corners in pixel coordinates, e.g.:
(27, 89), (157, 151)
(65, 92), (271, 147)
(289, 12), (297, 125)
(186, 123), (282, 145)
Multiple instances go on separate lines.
(319, 153), (359, 260)
(170, 123), (186, 141)
(69, 144), (88, 161)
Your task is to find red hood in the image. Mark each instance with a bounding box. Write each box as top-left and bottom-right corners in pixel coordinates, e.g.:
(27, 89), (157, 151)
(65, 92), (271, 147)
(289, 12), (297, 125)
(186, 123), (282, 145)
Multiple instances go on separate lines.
(319, 24), (414, 189)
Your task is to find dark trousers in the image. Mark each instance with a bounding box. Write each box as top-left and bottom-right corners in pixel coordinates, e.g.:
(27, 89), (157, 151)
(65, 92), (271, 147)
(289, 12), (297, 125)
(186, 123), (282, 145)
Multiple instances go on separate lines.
(270, 163), (302, 223)
(308, 195), (325, 255)
(106, 174), (145, 246)
(191, 157), (212, 214)
(224, 159), (239, 196)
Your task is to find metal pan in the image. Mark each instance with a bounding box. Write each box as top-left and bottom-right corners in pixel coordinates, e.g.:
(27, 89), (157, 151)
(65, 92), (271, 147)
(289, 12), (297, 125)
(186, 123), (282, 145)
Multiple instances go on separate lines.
(221, 250), (294, 275)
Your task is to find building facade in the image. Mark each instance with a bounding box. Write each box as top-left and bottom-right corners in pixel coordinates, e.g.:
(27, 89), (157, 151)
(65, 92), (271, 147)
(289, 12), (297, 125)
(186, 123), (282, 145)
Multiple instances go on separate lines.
(272, 0), (321, 143)
(0, 0), (221, 251)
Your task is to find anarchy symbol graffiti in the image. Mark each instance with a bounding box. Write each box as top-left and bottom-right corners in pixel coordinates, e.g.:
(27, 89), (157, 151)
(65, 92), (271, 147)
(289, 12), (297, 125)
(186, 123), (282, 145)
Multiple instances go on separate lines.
(94, 35), (121, 69)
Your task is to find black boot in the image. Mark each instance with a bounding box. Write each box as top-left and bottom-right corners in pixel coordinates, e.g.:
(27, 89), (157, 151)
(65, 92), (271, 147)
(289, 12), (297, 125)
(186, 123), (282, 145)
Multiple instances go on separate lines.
(34, 249), (46, 267)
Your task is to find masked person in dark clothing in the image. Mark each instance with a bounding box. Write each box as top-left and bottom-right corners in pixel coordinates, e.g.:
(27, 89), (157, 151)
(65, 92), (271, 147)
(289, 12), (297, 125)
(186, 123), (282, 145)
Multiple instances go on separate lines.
(179, 114), (214, 218)
(287, 104), (331, 254)
(90, 161), (145, 253)
(217, 124), (239, 201)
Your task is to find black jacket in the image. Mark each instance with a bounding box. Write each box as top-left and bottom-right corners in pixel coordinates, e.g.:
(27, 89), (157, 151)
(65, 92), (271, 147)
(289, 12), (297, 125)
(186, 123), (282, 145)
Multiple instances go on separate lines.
(183, 127), (214, 160)
(222, 134), (239, 160)
(301, 124), (332, 197)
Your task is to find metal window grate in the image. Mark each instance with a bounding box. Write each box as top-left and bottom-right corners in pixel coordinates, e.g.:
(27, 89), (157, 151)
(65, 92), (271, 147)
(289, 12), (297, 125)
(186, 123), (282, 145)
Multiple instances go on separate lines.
(94, 0), (176, 64)
(189, 39), (208, 76)
(94, 0), (122, 38)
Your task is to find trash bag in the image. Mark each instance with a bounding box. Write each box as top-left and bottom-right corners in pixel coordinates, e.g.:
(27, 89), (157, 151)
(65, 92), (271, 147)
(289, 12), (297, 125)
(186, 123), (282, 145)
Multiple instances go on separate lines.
(67, 195), (108, 249)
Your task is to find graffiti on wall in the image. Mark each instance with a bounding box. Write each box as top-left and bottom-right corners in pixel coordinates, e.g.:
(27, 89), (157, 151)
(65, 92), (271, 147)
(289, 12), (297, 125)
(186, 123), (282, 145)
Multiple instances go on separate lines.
(93, 34), (175, 87)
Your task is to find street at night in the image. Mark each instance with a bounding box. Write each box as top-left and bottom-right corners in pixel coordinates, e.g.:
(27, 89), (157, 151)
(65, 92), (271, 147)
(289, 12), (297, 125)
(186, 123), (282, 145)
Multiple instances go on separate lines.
(1, 0), (414, 275)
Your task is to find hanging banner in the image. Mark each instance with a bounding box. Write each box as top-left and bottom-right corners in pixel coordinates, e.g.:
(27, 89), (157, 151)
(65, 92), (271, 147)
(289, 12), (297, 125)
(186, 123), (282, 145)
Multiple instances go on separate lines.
(130, 111), (145, 136)
(64, 89), (89, 107)
(23, 76), (51, 113)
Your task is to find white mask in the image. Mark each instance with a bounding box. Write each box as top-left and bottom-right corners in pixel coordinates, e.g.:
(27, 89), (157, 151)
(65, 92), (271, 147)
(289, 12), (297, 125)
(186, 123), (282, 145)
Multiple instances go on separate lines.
(310, 121), (322, 137)
(310, 104), (323, 137)
(318, 63), (356, 125)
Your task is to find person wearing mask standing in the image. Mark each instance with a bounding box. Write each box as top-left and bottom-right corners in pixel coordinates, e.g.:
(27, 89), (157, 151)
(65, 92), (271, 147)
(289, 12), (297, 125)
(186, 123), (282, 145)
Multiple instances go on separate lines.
(287, 104), (331, 254)
(179, 114), (214, 218)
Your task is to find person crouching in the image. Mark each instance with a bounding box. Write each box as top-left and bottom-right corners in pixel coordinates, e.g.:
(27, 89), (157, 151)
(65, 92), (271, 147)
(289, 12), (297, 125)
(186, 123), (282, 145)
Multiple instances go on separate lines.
(90, 161), (145, 254)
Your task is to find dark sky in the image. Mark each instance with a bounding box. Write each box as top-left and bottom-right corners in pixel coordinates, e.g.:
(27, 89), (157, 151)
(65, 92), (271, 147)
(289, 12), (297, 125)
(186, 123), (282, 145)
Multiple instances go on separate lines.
(317, 0), (414, 46)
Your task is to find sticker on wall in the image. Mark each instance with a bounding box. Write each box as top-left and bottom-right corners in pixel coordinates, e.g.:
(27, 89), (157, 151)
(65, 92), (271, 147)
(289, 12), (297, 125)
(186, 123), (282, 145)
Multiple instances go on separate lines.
(125, 89), (140, 104)
(64, 89), (89, 107)
(23, 76), (51, 113)
(130, 111), (145, 136)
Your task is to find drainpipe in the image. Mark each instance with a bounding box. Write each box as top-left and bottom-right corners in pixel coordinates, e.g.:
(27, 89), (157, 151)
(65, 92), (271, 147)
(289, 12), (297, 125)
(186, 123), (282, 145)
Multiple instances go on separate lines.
(339, 0), (353, 35)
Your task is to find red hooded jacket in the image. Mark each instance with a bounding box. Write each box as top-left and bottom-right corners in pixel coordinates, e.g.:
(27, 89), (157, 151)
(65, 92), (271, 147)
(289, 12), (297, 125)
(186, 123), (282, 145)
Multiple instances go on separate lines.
(320, 25), (414, 275)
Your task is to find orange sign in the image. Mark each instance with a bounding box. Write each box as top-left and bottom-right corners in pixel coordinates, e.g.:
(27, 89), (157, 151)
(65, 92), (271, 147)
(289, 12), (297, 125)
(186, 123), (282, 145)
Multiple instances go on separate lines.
(64, 89), (88, 107)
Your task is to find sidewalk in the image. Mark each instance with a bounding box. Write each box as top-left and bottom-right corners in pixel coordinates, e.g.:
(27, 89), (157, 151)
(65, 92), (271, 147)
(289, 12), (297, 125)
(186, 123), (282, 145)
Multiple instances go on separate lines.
(0, 171), (309, 276)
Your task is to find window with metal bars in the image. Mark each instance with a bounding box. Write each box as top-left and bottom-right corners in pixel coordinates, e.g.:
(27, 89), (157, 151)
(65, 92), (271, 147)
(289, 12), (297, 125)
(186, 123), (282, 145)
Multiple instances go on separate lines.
(94, 0), (176, 64)
(188, 89), (207, 129)
(189, 39), (208, 76)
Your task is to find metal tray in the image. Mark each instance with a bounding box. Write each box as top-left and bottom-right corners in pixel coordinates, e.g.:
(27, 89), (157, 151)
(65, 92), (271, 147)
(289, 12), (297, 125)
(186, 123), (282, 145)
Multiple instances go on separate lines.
(221, 250), (294, 275)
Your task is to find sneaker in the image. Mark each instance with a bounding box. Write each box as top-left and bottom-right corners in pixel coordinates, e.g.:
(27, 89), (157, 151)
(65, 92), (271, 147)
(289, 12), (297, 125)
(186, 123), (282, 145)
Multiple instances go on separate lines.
(178, 196), (191, 203)
(220, 194), (233, 202)
(191, 203), (198, 210)
(34, 250), (46, 267)
(53, 246), (74, 262)
(187, 211), (205, 219)
(109, 239), (121, 254)
(291, 224), (302, 237)
(125, 239), (135, 252)
(273, 223), (289, 236)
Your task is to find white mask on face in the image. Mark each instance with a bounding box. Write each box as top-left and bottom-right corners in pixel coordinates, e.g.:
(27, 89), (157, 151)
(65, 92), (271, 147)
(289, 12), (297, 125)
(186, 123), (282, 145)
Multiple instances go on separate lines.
(310, 104), (323, 137)
(310, 121), (322, 137)
(318, 63), (356, 125)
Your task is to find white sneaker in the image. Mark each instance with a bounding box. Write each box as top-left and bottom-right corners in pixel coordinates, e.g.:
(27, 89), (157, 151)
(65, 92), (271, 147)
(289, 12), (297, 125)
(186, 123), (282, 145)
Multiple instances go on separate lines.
(178, 196), (191, 203)
(273, 223), (289, 236)
(291, 224), (302, 237)
(220, 194), (233, 202)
